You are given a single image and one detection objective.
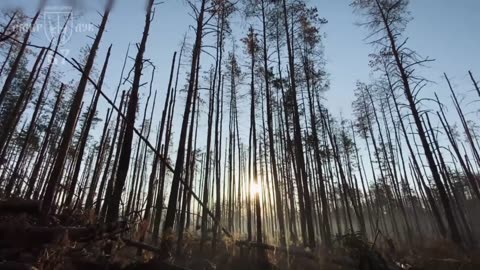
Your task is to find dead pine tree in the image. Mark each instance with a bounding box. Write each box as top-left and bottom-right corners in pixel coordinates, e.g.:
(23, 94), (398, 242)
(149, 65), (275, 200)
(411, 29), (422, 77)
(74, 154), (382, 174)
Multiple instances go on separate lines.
(197, 9), (215, 253)
(25, 84), (65, 198)
(151, 50), (180, 243)
(0, 0), (46, 108)
(380, 62), (447, 239)
(42, 0), (114, 215)
(3, 48), (46, 196)
(176, 59), (200, 256)
(106, 0), (155, 224)
(144, 52), (176, 225)
(242, 26), (263, 247)
(84, 108), (112, 210)
(0, 10), (19, 45)
(225, 48), (241, 234)
(211, 0), (234, 252)
(0, 45), (14, 77)
(468, 71), (480, 99)
(162, 0), (208, 255)
(95, 45), (131, 216)
(0, 46), (47, 167)
(100, 91), (129, 219)
(65, 45), (112, 208)
(352, 0), (462, 245)
(125, 72), (153, 218)
(281, 0), (316, 248)
(247, 0), (288, 247)
(296, 5), (332, 246)
(445, 74), (480, 180)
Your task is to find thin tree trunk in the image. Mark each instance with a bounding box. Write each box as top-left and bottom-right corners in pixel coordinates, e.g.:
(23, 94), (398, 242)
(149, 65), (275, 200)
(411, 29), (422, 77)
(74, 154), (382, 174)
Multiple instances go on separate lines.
(162, 0), (206, 254)
(0, 1), (46, 107)
(106, 0), (153, 223)
(65, 45), (112, 207)
(42, 0), (114, 214)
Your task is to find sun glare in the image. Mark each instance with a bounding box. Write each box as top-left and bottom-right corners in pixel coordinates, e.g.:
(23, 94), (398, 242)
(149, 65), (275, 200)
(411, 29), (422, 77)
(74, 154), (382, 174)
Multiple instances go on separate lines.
(251, 182), (262, 196)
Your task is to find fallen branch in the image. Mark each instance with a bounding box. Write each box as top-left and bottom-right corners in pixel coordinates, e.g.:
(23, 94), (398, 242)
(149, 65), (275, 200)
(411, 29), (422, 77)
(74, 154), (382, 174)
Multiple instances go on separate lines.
(235, 240), (317, 260)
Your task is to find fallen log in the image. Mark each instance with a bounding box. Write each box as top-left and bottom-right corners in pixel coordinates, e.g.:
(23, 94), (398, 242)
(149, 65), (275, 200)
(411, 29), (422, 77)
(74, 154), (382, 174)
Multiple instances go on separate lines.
(235, 240), (317, 260)
(0, 199), (40, 215)
(0, 221), (128, 248)
(120, 238), (162, 254)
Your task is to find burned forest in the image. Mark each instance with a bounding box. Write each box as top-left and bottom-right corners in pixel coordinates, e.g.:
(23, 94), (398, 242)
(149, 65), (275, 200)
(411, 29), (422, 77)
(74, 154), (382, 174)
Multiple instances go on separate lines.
(0, 0), (479, 269)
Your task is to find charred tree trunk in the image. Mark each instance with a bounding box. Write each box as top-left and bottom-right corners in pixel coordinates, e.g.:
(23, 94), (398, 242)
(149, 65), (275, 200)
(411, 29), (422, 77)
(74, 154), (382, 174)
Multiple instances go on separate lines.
(281, 0), (315, 247)
(65, 46), (112, 207)
(106, 0), (154, 223)
(26, 84), (65, 198)
(3, 48), (46, 195)
(377, 1), (461, 243)
(162, 0), (206, 254)
(144, 53), (176, 222)
(42, 0), (114, 215)
(0, 1), (46, 107)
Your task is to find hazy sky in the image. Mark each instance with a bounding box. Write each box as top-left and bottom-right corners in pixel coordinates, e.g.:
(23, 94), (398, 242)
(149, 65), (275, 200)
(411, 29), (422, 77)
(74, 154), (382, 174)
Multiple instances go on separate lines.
(2, 0), (480, 143)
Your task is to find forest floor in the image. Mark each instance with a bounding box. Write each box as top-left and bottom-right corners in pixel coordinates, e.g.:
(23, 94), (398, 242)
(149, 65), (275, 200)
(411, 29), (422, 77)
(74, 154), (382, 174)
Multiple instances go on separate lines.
(0, 198), (479, 270)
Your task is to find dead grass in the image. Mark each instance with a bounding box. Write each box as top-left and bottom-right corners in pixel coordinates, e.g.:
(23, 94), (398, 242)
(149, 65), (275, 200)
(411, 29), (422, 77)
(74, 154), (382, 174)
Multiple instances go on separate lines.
(1, 205), (479, 270)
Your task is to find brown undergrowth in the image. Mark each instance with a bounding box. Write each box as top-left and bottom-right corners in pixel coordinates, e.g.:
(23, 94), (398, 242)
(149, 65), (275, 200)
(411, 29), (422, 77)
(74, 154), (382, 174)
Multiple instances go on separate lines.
(1, 199), (479, 270)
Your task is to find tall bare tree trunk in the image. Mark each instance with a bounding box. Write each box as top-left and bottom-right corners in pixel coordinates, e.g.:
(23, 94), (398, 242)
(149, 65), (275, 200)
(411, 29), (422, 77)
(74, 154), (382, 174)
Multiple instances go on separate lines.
(26, 84), (65, 198)
(106, 0), (154, 223)
(0, 0), (46, 107)
(144, 53), (176, 222)
(42, 0), (114, 214)
(260, 0), (286, 247)
(281, 0), (315, 247)
(162, 0), (207, 254)
(374, 0), (461, 244)
(65, 45), (111, 207)
(4, 48), (46, 195)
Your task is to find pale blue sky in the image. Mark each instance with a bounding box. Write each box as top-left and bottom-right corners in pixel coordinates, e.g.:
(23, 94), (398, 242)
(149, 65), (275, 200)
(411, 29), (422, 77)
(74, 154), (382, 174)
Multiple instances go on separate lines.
(2, 0), (480, 145)
(0, 0), (479, 203)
